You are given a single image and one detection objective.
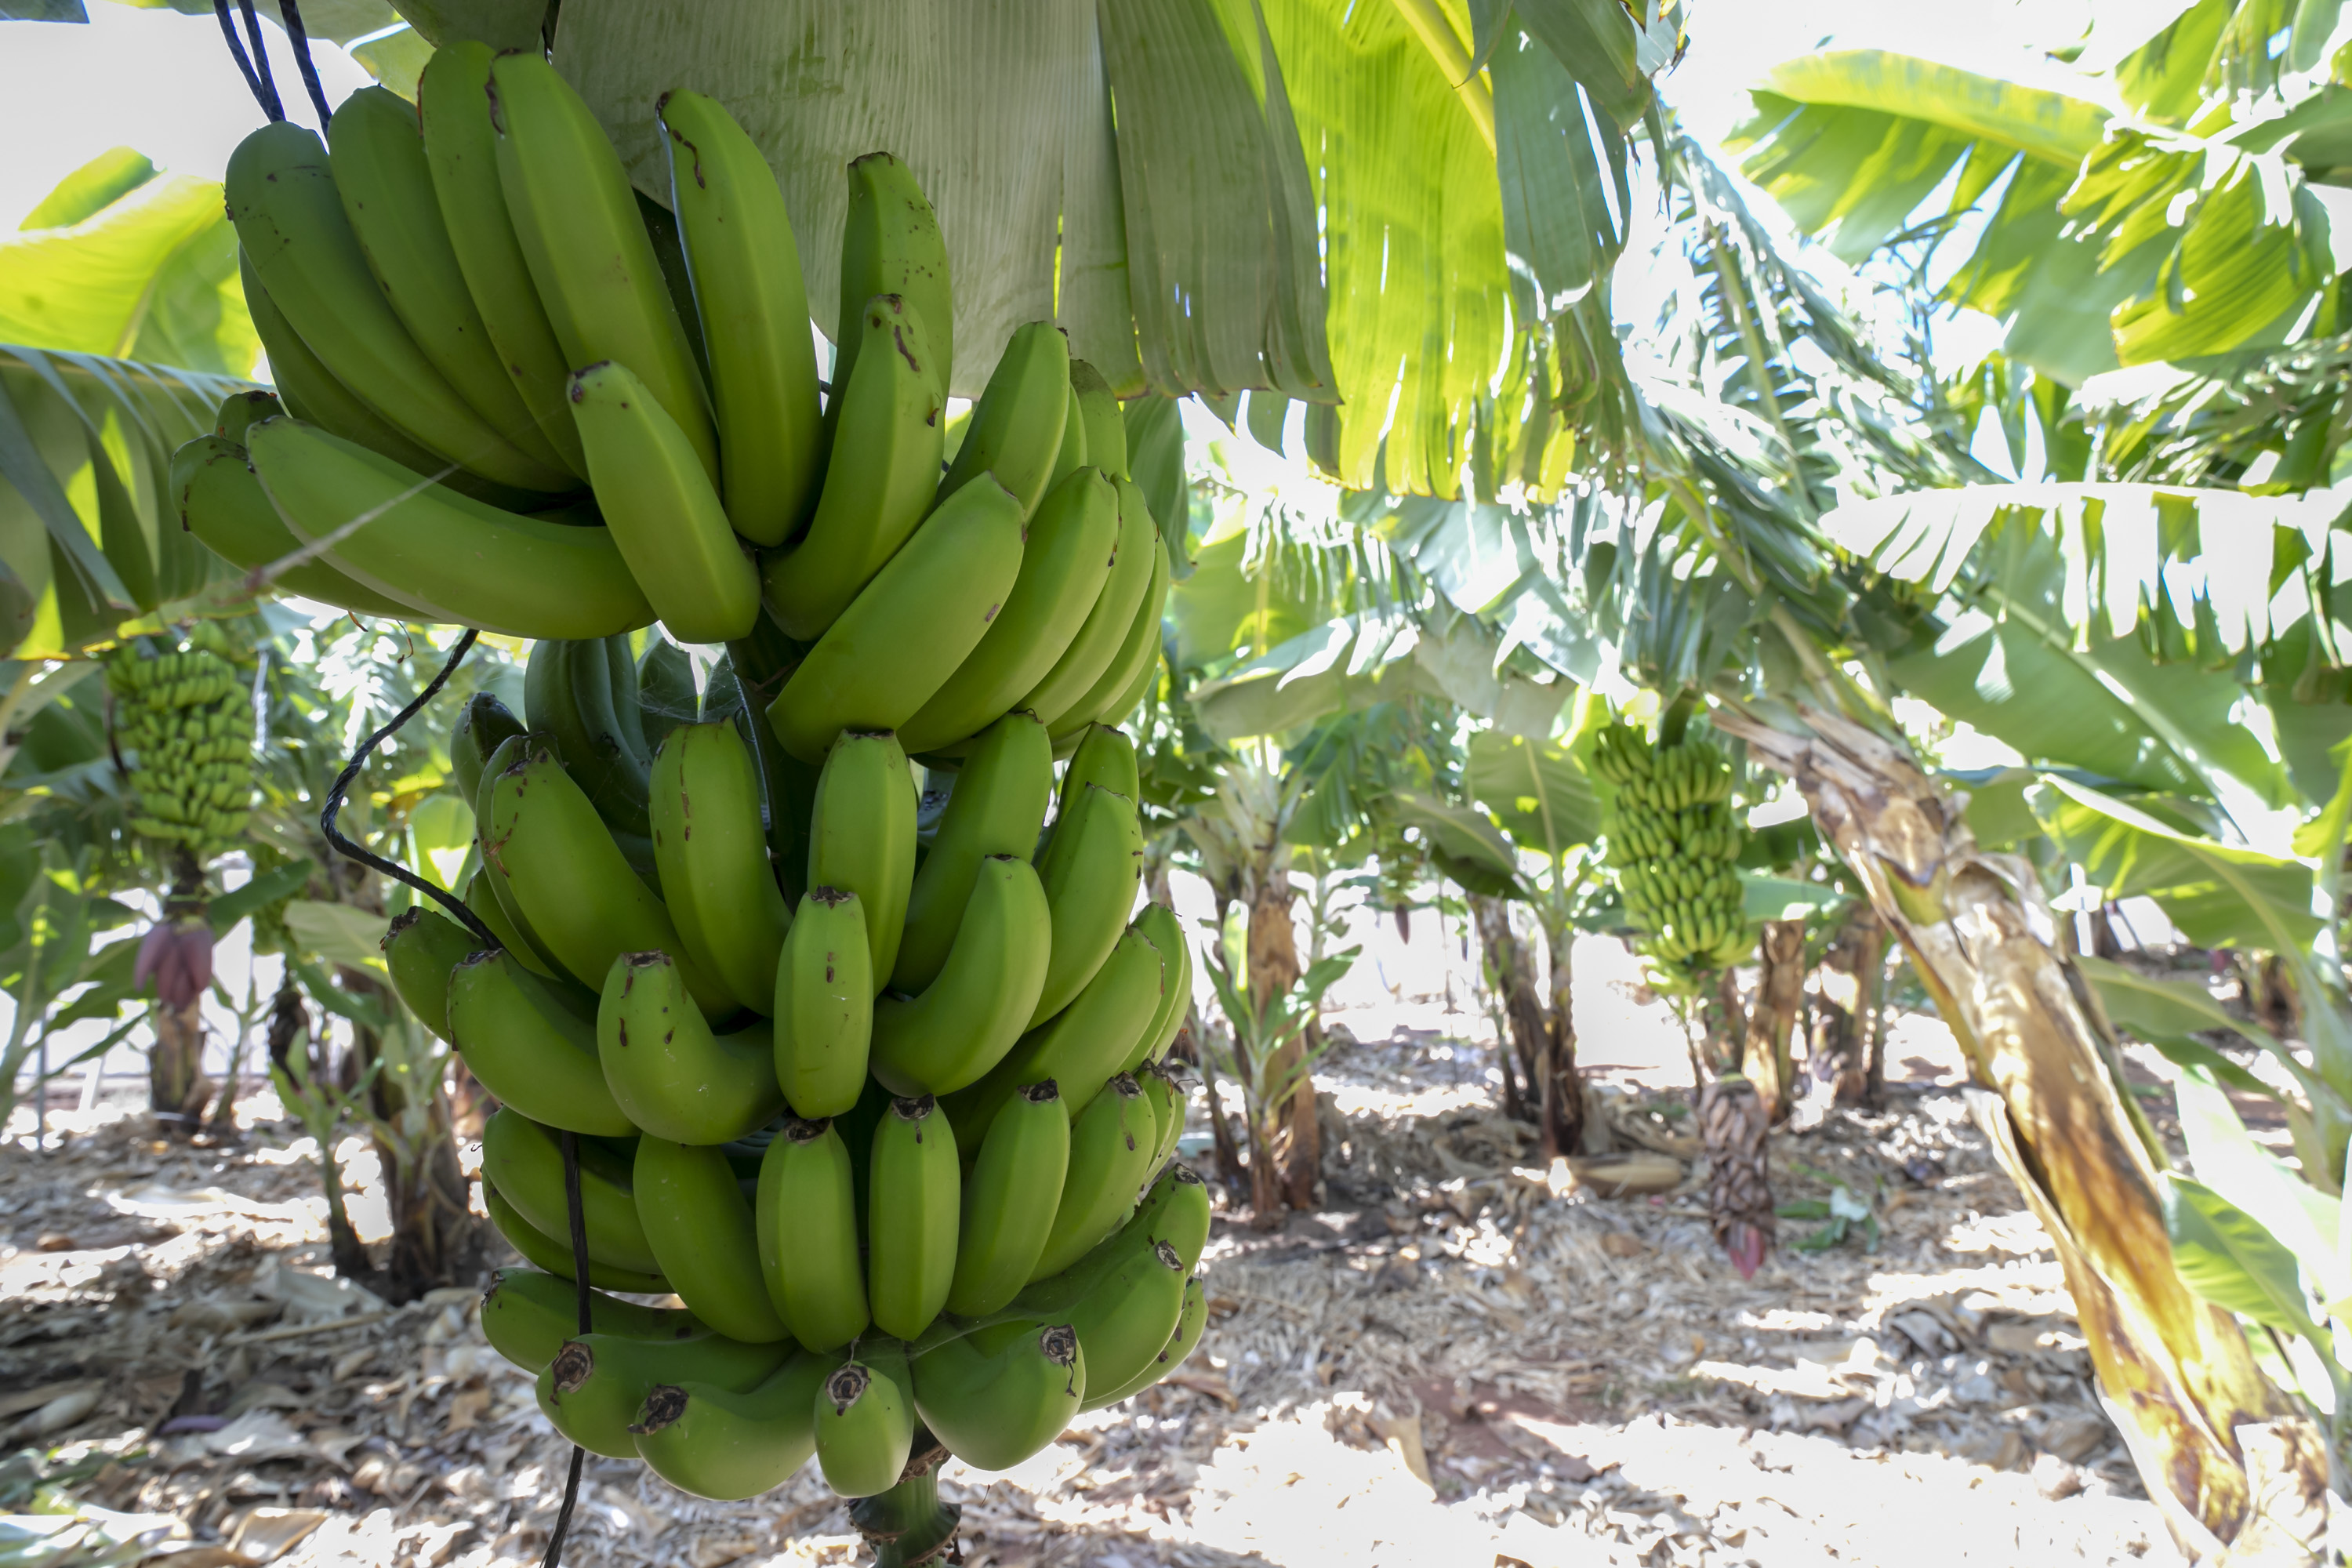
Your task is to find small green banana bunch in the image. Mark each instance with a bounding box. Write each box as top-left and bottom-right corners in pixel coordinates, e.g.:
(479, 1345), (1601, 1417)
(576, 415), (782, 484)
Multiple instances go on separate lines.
(383, 678), (1206, 1501)
(107, 631), (254, 857)
(180, 53), (1167, 762)
(1591, 722), (1748, 979)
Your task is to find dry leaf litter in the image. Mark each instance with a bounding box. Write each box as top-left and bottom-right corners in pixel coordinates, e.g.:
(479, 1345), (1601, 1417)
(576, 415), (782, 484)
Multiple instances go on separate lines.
(1, 995), (2184, 1568)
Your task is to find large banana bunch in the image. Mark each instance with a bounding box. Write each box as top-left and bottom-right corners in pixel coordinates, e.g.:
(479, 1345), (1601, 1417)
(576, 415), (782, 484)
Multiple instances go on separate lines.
(107, 627), (255, 856)
(177, 60), (1172, 760)
(1590, 723), (1748, 980)
(387, 640), (1205, 1502)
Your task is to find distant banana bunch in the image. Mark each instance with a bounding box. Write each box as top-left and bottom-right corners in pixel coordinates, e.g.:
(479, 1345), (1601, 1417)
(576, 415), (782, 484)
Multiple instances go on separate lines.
(384, 661), (1203, 1501)
(173, 47), (1170, 762)
(107, 630), (255, 857)
(1591, 722), (1748, 979)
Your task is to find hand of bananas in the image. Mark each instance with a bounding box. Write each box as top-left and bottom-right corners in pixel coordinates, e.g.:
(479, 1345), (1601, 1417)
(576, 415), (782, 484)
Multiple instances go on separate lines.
(179, 49), (1171, 764)
(107, 623), (255, 856)
(385, 651), (1203, 1501)
(1590, 722), (1749, 980)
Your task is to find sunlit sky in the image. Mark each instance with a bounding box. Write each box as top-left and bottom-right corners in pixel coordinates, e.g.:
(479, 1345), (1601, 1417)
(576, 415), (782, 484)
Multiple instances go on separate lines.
(0, 0), (2156, 230)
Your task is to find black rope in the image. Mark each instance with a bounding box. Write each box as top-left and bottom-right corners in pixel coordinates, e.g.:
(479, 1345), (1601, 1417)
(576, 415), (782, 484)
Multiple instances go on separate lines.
(233, 0), (285, 122)
(318, 629), (501, 949)
(540, 1131), (593, 1568)
(211, 0), (277, 121)
(275, 0), (336, 131)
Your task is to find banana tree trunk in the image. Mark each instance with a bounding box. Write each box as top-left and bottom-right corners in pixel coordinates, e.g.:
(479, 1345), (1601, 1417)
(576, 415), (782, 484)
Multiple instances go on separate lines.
(148, 1000), (210, 1133)
(1716, 701), (2326, 1560)
(1472, 894), (1584, 1159)
(1537, 904), (1586, 1157)
(338, 964), (482, 1303)
(1809, 908), (1882, 1105)
(1247, 873), (1319, 1213)
(1744, 919), (1806, 1120)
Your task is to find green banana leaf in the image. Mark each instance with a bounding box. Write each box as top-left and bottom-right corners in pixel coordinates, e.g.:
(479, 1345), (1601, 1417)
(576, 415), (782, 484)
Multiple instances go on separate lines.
(2072, 950), (2297, 1098)
(2163, 1173), (2321, 1336)
(1740, 873), (1845, 923)
(1727, 49), (2333, 384)
(1858, 504), (2292, 805)
(1, 154), (256, 378)
(2034, 774), (2321, 953)
(111, 0), (402, 42)
(1383, 787), (1523, 898)
(1462, 725), (1599, 859)
(0, 345), (254, 659)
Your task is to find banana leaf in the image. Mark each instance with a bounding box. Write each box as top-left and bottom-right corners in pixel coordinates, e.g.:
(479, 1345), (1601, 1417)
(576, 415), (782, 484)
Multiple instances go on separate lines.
(1383, 787), (1523, 898)
(1462, 725), (1599, 859)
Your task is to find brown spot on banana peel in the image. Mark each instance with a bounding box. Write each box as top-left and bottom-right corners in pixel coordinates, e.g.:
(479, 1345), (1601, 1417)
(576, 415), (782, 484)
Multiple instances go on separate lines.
(552, 1339), (593, 1394)
(1042, 1322), (1080, 1394)
(825, 1363), (869, 1414)
(631, 1382), (688, 1435)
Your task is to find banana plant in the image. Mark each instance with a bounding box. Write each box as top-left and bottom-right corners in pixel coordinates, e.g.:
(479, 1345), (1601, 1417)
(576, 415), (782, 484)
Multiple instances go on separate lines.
(0, 838), (142, 1138)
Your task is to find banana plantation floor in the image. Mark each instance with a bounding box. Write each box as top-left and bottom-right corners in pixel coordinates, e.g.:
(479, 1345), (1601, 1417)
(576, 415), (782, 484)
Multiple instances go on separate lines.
(0, 1016), (2193, 1568)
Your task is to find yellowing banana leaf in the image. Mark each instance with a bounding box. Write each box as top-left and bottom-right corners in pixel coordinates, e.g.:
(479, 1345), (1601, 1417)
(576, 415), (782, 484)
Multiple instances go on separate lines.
(1463, 725), (1599, 858)
(2034, 774), (2321, 953)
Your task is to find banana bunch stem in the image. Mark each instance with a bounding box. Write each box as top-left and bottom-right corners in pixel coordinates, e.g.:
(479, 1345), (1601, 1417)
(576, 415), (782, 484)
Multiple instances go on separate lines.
(848, 1447), (960, 1568)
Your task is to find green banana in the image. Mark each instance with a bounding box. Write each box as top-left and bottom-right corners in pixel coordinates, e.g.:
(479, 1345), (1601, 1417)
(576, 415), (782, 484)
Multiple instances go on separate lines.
(1120, 902), (1192, 1073)
(382, 906), (477, 1045)
(1134, 1062), (1174, 1178)
(1094, 628), (1165, 734)
(637, 638), (699, 756)
(945, 1080), (1071, 1318)
(651, 722), (791, 1017)
(892, 711), (1053, 991)
(631, 1350), (832, 1500)
(482, 750), (731, 1014)
(1054, 524), (1169, 739)
(772, 888), (872, 1119)
(487, 51), (717, 483)
(836, 153), (952, 403)
(568, 360), (760, 644)
(214, 389), (281, 445)
(226, 122), (573, 494)
(464, 866), (558, 981)
(485, 1178), (670, 1294)
(242, 249), (537, 510)
(754, 1116), (869, 1349)
(482, 1267), (701, 1376)
(1127, 1163), (1212, 1273)
(1020, 477), (1156, 727)
(869, 855), (1049, 1098)
(598, 951), (784, 1144)
(448, 948), (636, 1137)
(326, 85), (575, 479)
(1029, 1074), (1159, 1281)
(1068, 360), (1127, 481)
(524, 637), (652, 839)
(1082, 1273), (1203, 1412)
(912, 1320), (1083, 1471)
(811, 1348), (915, 1499)
(806, 729), (916, 987)
(947, 924), (1162, 1158)
(1061, 1236), (1188, 1400)
(1056, 724), (1139, 818)
(1045, 379), (1087, 492)
(761, 294), (946, 641)
(936, 320), (1069, 516)
(481, 1110), (659, 1275)
(894, 468), (1118, 757)
(450, 691), (525, 811)
(866, 1094), (960, 1341)
(656, 89), (822, 546)
(1029, 783), (1146, 1027)
(470, 731), (571, 975)
(767, 475), (1025, 762)
(244, 419), (653, 640)
(539, 1330), (788, 1460)
(634, 1137), (793, 1343)
(172, 435), (418, 617)
(416, 41), (587, 474)
(1140, 1062), (1188, 1173)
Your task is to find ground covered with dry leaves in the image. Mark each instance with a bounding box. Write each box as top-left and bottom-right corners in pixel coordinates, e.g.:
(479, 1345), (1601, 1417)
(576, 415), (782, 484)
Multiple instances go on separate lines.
(2, 1019), (2183, 1568)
